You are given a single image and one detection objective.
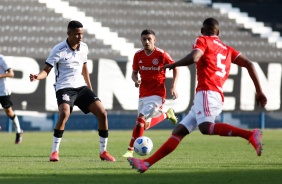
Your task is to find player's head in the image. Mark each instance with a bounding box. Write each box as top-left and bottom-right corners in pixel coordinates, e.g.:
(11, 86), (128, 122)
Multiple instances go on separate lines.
(201, 17), (219, 36)
(140, 29), (156, 51)
(67, 20), (84, 45)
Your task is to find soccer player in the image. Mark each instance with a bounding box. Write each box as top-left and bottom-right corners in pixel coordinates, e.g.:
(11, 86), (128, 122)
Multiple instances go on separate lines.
(123, 29), (179, 158)
(0, 54), (23, 144)
(127, 18), (267, 173)
(29, 20), (115, 162)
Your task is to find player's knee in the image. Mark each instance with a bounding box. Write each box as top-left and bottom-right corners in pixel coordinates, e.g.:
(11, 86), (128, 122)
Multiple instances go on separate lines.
(198, 122), (210, 135)
(59, 110), (70, 121)
(100, 110), (107, 119)
(136, 117), (145, 127)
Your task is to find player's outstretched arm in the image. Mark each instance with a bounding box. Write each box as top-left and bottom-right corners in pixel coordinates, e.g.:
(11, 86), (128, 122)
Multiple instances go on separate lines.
(0, 68), (14, 78)
(163, 49), (203, 70)
(30, 65), (52, 82)
(233, 55), (267, 108)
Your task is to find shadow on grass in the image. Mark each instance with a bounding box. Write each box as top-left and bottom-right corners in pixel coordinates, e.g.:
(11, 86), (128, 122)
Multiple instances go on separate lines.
(0, 168), (281, 184)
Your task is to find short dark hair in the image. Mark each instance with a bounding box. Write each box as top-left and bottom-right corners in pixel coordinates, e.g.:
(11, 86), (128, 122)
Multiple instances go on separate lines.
(141, 29), (155, 36)
(68, 20), (83, 30)
(203, 17), (219, 27)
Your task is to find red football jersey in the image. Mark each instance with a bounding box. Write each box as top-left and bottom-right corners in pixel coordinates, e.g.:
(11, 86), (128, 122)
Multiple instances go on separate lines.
(193, 35), (240, 101)
(132, 47), (174, 98)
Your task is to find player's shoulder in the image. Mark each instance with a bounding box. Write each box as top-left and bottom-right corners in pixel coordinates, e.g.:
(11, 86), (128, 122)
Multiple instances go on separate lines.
(52, 40), (68, 52)
(135, 48), (144, 54)
(134, 48), (145, 57)
(155, 47), (165, 54)
(0, 54), (6, 64)
(79, 41), (88, 50)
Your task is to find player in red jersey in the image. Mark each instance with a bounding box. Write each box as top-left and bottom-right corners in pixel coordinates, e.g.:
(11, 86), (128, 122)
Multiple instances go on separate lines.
(127, 18), (267, 173)
(123, 29), (179, 158)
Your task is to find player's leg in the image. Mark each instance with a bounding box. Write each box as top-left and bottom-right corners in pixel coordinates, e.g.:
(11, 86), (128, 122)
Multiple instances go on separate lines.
(87, 100), (115, 161)
(123, 114), (146, 157)
(143, 96), (178, 129)
(197, 90), (262, 156)
(1, 96), (23, 144)
(50, 102), (70, 161)
(5, 107), (23, 144)
(198, 122), (262, 156)
(146, 108), (177, 129)
(128, 110), (198, 173)
(144, 97), (166, 129)
(50, 88), (74, 162)
(124, 96), (161, 157)
(77, 87), (115, 161)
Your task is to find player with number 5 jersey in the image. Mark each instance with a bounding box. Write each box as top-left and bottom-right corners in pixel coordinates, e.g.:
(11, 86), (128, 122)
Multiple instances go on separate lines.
(193, 35), (240, 101)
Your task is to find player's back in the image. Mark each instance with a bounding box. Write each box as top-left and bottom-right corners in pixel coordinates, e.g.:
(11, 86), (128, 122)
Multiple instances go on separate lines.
(194, 35), (240, 100)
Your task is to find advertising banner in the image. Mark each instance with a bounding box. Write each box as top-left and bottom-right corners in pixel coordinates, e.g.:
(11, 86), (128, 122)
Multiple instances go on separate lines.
(5, 56), (282, 113)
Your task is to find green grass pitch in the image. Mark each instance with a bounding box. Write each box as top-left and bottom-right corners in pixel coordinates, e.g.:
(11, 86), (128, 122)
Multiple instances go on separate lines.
(0, 129), (281, 184)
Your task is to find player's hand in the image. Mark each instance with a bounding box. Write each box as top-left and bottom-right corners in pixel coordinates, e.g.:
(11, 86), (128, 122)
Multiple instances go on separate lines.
(162, 64), (175, 70)
(134, 80), (141, 88)
(171, 88), (178, 100)
(29, 74), (38, 82)
(256, 92), (267, 108)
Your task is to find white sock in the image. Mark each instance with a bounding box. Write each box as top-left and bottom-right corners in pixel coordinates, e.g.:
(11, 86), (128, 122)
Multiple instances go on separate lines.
(12, 115), (21, 133)
(52, 137), (62, 153)
(99, 137), (108, 154)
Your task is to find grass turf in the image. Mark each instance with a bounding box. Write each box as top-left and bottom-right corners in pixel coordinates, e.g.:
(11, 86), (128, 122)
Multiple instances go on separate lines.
(0, 129), (281, 184)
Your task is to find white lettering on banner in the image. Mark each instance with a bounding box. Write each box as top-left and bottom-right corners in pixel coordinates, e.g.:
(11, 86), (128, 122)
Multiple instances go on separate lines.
(6, 56), (40, 94)
(45, 60), (94, 111)
(98, 59), (190, 113)
(98, 58), (138, 110)
(5, 57), (281, 112)
(240, 62), (281, 111)
(223, 64), (238, 110)
(164, 67), (190, 113)
(265, 63), (282, 110)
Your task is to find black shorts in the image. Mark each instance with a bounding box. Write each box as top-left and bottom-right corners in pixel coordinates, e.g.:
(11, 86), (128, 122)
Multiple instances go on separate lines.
(0, 95), (13, 109)
(56, 86), (100, 114)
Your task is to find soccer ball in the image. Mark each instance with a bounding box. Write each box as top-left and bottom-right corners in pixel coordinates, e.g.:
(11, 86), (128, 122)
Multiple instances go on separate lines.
(133, 136), (153, 156)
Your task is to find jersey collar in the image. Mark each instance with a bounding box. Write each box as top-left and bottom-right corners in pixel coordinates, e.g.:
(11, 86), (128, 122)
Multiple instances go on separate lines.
(66, 39), (80, 51)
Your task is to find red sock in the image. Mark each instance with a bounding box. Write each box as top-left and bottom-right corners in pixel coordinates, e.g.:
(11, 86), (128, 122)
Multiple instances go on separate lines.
(146, 114), (166, 129)
(209, 123), (252, 140)
(129, 117), (145, 148)
(144, 134), (182, 166)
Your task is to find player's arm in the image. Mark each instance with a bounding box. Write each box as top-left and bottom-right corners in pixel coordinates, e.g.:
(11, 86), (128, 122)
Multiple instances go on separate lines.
(233, 55), (267, 108)
(163, 49), (203, 70)
(0, 68), (14, 78)
(82, 63), (93, 91)
(131, 70), (141, 88)
(29, 64), (52, 81)
(171, 67), (179, 100)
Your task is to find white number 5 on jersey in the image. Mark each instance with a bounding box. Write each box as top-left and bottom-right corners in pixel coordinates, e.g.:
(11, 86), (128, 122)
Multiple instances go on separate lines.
(216, 53), (226, 77)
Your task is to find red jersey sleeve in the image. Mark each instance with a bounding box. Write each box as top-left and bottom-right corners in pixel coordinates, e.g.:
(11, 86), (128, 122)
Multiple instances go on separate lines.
(132, 52), (139, 71)
(193, 36), (207, 53)
(228, 46), (241, 63)
(163, 51), (174, 64)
